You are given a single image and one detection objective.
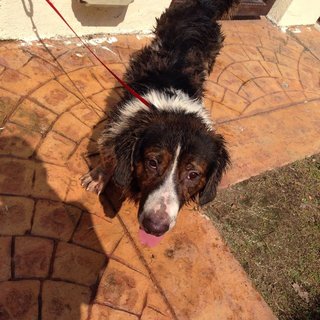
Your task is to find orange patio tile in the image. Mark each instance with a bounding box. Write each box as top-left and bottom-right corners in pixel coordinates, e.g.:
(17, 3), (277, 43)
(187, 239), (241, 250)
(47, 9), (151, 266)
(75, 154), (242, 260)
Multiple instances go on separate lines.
(222, 32), (243, 45)
(277, 78), (303, 91)
(72, 212), (124, 254)
(140, 307), (172, 320)
(203, 80), (225, 102)
(14, 236), (54, 279)
(218, 69), (244, 92)
(278, 64), (300, 80)
(208, 65), (224, 82)
(42, 280), (91, 320)
(118, 203), (276, 320)
(66, 137), (92, 175)
(55, 49), (94, 73)
(0, 158), (34, 196)
(276, 52), (298, 68)
(0, 236), (11, 281)
(238, 80), (265, 101)
(0, 196), (34, 235)
(10, 99), (57, 134)
(53, 242), (106, 286)
(299, 66), (320, 90)
(0, 280), (40, 320)
(290, 25), (320, 60)
(89, 88), (121, 109)
(1, 18), (320, 320)
(228, 61), (255, 82)
(52, 112), (91, 142)
(221, 44), (249, 62)
(0, 48), (31, 69)
(37, 131), (76, 165)
(239, 33), (262, 47)
(220, 100), (320, 187)
(19, 57), (56, 83)
(210, 101), (241, 123)
(95, 259), (150, 315)
(304, 90), (320, 99)
(263, 91), (291, 108)
(0, 122), (42, 158)
(111, 233), (149, 276)
(260, 60), (282, 78)
(57, 68), (103, 98)
(32, 162), (71, 201)
(285, 90), (306, 103)
(30, 80), (80, 114)
(242, 60), (269, 77)
(300, 51), (320, 69)
(90, 304), (139, 320)
(31, 199), (82, 242)
(258, 47), (278, 63)
(0, 88), (21, 124)
(254, 77), (283, 94)
(69, 102), (104, 128)
(0, 69), (39, 96)
(222, 89), (249, 113)
(214, 52), (235, 69)
(127, 35), (153, 49)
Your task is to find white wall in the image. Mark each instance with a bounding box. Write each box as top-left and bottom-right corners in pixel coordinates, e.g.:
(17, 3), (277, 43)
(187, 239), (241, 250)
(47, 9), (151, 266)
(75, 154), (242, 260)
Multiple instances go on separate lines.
(0, 0), (171, 40)
(268, 0), (320, 26)
(1, 0), (319, 40)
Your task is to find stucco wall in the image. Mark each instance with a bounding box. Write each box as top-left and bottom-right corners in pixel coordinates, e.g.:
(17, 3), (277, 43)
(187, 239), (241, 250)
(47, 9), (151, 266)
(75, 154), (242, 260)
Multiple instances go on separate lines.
(267, 0), (293, 23)
(0, 0), (171, 40)
(268, 0), (320, 26)
(1, 0), (319, 40)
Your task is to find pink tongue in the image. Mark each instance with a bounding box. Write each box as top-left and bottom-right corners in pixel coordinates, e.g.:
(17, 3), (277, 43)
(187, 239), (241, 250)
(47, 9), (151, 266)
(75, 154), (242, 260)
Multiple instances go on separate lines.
(139, 229), (163, 247)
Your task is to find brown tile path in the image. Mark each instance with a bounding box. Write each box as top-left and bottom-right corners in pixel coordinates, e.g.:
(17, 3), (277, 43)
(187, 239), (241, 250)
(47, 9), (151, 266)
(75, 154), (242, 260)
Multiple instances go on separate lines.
(0, 18), (320, 319)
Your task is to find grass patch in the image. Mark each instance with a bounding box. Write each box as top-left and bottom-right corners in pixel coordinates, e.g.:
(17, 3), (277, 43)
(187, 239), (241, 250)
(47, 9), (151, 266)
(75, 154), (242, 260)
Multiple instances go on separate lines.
(205, 154), (320, 320)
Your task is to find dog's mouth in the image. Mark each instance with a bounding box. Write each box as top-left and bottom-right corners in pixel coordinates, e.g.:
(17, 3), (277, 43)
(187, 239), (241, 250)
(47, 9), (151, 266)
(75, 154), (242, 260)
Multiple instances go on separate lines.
(139, 227), (164, 247)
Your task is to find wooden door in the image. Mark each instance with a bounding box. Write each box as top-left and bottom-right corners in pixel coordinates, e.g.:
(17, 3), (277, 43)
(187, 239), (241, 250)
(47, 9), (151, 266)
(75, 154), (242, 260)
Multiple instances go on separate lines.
(235, 0), (277, 17)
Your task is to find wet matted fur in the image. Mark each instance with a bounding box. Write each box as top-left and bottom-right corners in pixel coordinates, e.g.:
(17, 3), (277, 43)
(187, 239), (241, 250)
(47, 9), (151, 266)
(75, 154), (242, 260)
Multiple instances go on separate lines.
(81, 0), (240, 236)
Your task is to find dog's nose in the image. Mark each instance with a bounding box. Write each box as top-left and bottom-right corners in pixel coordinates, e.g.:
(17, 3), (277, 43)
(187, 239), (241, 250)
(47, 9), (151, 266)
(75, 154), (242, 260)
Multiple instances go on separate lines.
(141, 212), (170, 236)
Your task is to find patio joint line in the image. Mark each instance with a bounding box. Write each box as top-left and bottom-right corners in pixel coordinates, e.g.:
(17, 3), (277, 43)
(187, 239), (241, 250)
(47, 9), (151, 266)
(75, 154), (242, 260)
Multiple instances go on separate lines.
(288, 30), (320, 63)
(37, 280), (43, 320)
(115, 214), (179, 320)
(217, 96), (320, 125)
(297, 49), (307, 91)
(54, 77), (102, 117)
(147, 304), (169, 317)
(109, 256), (149, 279)
(93, 300), (141, 317)
(10, 236), (15, 280)
(33, 41), (103, 116)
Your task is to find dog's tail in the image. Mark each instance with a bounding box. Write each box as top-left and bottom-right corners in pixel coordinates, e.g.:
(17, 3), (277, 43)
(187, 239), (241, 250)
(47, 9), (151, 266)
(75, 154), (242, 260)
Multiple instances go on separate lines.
(170, 0), (240, 20)
(199, 0), (240, 19)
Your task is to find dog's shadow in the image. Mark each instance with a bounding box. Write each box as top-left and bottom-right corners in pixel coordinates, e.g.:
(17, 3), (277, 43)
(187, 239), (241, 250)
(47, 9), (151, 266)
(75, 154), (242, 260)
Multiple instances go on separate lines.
(86, 85), (128, 218)
(0, 135), (110, 319)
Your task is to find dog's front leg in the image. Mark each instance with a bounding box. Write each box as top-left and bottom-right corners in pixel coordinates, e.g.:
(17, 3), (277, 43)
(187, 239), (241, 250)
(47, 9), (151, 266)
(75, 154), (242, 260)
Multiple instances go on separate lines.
(80, 165), (111, 195)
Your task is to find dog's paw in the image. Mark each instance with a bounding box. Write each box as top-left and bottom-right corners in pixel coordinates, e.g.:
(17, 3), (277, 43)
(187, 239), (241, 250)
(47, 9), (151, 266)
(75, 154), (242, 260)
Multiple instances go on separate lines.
(80, 168), (106, 195)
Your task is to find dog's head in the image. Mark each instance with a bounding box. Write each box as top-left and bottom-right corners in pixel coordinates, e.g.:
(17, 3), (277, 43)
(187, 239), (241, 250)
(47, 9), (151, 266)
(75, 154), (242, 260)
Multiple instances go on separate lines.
(108, 111), (229, 236)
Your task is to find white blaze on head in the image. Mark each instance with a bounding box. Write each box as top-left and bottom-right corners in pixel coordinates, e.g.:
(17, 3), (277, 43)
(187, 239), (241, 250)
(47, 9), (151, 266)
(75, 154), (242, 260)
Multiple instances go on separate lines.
(140, 144), (181, 229)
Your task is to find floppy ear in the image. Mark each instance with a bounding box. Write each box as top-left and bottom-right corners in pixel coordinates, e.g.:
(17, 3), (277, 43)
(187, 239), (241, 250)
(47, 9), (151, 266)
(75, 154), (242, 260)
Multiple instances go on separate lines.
(112, 133), (138, 188)
(199, 134), (229, 206)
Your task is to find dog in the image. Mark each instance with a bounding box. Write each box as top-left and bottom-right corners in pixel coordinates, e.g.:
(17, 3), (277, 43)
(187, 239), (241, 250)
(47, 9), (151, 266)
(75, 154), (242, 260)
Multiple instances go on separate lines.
(81, 0), (239, 237)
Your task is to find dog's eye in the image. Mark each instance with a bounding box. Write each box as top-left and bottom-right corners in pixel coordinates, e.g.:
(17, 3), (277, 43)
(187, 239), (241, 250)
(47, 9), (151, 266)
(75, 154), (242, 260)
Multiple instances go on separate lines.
(188, 171), (199, 180)
(147, 159), (158, 170)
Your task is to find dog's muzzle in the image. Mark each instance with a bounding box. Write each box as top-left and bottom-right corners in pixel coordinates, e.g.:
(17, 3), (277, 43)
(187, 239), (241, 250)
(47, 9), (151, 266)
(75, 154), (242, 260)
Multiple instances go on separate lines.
(140, 209), (170, 236)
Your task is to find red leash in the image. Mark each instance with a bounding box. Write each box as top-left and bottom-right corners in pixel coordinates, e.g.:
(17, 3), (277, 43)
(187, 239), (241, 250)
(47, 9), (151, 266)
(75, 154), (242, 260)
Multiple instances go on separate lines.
(45, 0), (151, 108)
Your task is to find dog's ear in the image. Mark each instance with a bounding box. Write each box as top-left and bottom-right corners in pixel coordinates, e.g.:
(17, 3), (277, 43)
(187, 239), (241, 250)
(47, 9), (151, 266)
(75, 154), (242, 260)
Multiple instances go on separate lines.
(199, 134), (229, 206)
(113, 133), (138, 188)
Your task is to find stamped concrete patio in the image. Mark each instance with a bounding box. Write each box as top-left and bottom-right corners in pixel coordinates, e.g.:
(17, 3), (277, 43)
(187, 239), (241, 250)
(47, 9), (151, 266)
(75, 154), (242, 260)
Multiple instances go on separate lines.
(0, 18), (319, 319)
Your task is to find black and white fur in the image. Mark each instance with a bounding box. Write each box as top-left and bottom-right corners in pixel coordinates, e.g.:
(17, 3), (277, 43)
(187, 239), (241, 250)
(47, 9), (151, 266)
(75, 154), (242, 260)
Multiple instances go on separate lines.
(81, 0), (239, 236)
